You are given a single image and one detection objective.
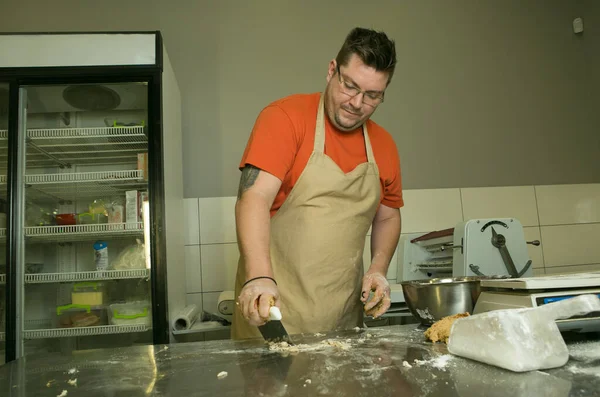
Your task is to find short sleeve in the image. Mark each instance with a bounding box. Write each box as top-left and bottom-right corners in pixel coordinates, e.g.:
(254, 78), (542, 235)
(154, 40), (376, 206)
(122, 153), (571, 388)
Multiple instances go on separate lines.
(381, 142), (404, 209)
(239, 105), (298, 182)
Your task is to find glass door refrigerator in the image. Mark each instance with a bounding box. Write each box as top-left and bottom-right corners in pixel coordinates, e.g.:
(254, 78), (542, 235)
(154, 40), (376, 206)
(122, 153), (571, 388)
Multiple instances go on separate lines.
(0, 31), (186, 363)
(0, 83), (8, 365)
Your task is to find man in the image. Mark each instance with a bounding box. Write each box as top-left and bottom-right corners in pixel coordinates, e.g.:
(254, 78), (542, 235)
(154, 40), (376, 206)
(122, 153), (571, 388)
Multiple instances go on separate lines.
(232, 27), (403, 340)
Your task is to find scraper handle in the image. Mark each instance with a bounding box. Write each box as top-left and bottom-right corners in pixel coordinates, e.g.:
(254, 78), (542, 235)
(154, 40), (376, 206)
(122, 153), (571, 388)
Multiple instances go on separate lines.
(538, 294), (600, 321)
(268, 306), (282, 321)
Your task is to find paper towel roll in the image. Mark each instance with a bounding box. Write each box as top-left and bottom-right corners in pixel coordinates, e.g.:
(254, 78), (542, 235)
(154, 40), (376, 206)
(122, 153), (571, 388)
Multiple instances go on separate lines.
(172, 304), (200, 331)
(218, 291), (235, 315)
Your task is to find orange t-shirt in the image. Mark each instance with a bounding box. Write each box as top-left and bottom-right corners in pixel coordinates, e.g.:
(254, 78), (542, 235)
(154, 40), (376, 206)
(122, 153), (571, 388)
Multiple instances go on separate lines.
(239, 93), (404, 217)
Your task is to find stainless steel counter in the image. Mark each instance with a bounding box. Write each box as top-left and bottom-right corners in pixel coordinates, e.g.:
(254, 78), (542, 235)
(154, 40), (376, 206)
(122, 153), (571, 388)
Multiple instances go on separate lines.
(0, 324), (599, 397)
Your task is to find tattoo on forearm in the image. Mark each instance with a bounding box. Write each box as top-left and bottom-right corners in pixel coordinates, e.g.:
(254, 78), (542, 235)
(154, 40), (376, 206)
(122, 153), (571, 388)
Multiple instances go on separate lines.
(237, 165), (261, 198)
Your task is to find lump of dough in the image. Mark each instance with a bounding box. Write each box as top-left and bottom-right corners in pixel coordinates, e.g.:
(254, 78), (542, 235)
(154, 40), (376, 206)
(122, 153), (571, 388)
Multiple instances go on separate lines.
(424, 312), (470, 344)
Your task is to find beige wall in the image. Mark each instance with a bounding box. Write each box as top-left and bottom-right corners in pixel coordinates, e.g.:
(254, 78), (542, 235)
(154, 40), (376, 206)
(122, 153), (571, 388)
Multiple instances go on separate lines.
(1, 0), (598, 198)
(583, 0), (600, 119)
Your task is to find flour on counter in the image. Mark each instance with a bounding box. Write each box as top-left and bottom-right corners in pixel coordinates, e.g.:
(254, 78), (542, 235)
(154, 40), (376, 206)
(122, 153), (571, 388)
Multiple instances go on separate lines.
(568, 342), (600, 363)
(413, 354), (454, 370)
(431, 355), (453, 369)
(567, 365), (600, 378)
(268, 339), (352, 353)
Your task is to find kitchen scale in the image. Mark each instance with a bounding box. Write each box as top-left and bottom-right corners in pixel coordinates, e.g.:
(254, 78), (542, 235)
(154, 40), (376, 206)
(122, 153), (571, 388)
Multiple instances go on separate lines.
(473, 272), (600, 333)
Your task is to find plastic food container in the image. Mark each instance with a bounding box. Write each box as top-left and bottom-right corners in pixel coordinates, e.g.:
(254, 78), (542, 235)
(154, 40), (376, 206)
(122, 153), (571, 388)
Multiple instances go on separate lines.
(55, 213), (77, 225)
(78, 212), (95, 225)
(55, 304), (106, 328)
(108, 301), (151, 326)
(72, 282), (105, 306)
(78, 212), (108, 224)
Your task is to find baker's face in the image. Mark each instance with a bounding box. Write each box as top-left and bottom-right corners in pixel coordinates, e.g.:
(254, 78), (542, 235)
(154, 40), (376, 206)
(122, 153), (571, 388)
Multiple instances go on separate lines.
(325, 54), (389, 132)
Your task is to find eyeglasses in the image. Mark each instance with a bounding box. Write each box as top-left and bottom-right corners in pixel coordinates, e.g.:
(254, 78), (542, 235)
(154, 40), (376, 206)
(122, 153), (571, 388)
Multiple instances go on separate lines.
(336, 65), (385, 107)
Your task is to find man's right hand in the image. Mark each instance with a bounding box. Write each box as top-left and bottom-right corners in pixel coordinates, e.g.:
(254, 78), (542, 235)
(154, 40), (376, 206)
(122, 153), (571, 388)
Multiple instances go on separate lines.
(237, 278), (280, 326)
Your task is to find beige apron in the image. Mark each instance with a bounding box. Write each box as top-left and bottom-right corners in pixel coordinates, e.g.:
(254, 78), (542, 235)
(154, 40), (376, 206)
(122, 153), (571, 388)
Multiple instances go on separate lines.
(232, 93), (381, 339)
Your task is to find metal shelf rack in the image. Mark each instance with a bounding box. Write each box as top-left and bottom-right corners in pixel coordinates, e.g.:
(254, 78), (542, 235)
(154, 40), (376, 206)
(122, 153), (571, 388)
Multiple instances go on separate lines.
(0, 126), (147, 168)
(26, 222), (143, 243)
(0, 126), (152, 345)
(25, 169), (147, 201)
(24, 324), (151, 340)
(27, 126), (147, 167)
(0, 169), (146, 202)
(25, 269), (150, 284)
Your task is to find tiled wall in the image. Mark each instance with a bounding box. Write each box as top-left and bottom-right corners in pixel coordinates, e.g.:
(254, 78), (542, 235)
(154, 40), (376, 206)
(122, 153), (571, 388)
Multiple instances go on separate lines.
(183, 183), (600, 315)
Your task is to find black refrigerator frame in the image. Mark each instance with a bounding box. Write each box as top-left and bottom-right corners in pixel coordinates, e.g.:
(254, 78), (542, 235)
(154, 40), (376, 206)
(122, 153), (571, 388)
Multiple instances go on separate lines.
(0, 31), (170, 363)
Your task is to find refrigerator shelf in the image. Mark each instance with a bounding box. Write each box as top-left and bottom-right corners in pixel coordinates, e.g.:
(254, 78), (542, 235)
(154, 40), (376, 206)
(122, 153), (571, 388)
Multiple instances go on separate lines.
(25, 169), (147, 201)
(25, 269), (150, 284)
(27, 126), (146, 140)
(0, 126), (147, 167)
(23, 324), (151, 340)
(0, 171), (147, 201)
(26, 222), (144, 242)
(26, 169), (145, 184)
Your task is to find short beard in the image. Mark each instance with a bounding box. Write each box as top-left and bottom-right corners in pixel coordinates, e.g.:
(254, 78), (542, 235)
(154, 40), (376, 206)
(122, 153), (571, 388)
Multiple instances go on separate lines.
(333, 112), (362, 132)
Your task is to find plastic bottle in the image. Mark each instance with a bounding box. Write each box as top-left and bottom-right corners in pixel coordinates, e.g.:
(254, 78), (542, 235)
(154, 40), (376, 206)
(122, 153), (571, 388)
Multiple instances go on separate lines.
(94, 241), (109, 271)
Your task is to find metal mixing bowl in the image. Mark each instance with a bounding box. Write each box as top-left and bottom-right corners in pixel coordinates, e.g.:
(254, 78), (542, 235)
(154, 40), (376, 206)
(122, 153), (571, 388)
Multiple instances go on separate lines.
(401, 277), (487, 326)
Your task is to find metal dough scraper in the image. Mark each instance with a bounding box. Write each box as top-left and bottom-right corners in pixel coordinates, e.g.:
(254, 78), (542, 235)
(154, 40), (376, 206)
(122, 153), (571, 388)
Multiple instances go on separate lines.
(258, 306), (294, 344)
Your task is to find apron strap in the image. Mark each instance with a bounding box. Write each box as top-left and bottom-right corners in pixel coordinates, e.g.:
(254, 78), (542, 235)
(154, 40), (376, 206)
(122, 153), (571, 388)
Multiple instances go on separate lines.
(314, 94), (326, 154)
(362, 122), (376, 164)
(315, 92), (377, 165)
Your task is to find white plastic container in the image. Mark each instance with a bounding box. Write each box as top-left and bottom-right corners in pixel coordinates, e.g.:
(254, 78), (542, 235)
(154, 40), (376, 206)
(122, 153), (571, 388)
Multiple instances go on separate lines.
(108, 301), (152, 326)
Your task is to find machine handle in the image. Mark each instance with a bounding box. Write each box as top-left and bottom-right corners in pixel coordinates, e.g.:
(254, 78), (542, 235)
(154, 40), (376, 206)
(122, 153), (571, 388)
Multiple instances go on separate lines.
(469, 264), (486, 277)
(527, 240), (541, 246)
(491, 227), (519, 277)
(516, 260), (532, 278)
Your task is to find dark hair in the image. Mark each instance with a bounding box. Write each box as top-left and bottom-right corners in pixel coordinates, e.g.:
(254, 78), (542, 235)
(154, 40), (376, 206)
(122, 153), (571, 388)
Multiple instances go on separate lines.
(335, 27), (397, 84)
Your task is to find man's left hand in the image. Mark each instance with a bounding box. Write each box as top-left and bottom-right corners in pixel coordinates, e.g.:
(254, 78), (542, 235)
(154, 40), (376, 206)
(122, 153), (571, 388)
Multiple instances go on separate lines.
(361, 271), (391, 318)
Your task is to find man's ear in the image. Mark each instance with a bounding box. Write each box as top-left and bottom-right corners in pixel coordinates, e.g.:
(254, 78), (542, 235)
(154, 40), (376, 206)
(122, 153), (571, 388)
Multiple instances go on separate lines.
(326, 59), (337, 83)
